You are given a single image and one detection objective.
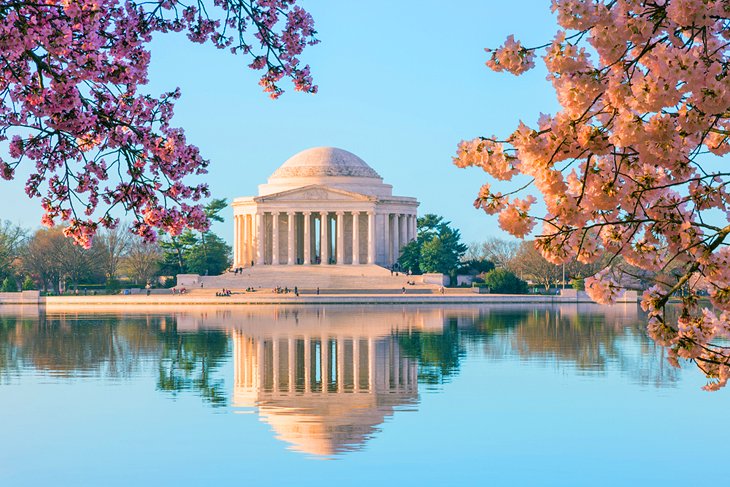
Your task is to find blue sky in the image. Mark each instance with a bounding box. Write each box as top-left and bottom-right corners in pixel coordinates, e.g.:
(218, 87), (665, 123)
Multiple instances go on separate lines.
(1, 0), (562, 245)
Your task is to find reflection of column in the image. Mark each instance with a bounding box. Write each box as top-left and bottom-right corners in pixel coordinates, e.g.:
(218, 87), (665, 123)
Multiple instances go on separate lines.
(272, 211), (280, 265)
(368, 338), (375, 392)
(242, 336), (249, 388)
(336, 211), (345, 264)
(303, 212), (311, 265)
(367, 211), (375, 265)
(256, 339), (264, 390)
(353, 338), (360, 392)
(287, 211), (296, 265)
(320, 211), (329, 265)
(337, 337), (345, 392)
(256, 212), (265, 265)
(233, 331), (240, 387)
(288, 337), (295, 393)
(352, 212), (360, 264)
(393, 348), (400, 390)
(322, 336), (329, 394)
(272, 337), (279, 390)
(304, 337), (311, 393)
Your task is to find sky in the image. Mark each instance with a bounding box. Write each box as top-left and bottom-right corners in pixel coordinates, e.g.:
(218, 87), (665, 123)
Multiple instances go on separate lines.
(0, 0), (563, 246)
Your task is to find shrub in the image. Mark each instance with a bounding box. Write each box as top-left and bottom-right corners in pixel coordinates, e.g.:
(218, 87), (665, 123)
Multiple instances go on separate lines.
(482, 269), (528, 294)
(21, 276), (36, 291)
(1, 277), (16, 292)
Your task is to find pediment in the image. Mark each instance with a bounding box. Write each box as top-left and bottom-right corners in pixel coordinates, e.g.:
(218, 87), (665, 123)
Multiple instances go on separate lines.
(255, 185), (374, 203)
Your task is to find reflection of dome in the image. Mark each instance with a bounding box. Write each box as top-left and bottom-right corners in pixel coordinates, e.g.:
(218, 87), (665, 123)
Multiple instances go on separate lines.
(259, 394), (416, 457)
(270, 147), (382, 180)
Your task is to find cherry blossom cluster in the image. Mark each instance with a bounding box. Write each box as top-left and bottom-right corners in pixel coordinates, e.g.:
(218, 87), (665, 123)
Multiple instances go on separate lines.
(0, 0), (318, 247)
(455, 0), (730, 389)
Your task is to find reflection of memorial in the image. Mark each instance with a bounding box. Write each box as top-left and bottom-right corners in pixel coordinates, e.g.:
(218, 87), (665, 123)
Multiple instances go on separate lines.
(232, 330), (418, 456)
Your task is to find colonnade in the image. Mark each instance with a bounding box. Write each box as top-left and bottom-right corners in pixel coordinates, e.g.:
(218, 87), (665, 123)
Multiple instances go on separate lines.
(233, 210), (417, 267)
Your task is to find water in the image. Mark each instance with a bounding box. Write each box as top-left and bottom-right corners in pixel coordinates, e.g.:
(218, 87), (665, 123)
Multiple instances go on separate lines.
(0, 304), (726, 486)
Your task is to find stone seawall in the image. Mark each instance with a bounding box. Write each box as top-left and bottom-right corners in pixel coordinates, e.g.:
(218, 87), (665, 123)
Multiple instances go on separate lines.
(0, 291), (41, 304)
(28, 290), (639, 310)
(0, 289), (639, 309)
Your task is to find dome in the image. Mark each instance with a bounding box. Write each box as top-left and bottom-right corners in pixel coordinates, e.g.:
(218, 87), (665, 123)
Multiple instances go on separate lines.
(270, 147), (381, 180)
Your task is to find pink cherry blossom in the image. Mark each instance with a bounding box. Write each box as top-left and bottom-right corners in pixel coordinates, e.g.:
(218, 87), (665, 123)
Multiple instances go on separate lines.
(456, 0), (730, 389)
(0, 0), (318, 248)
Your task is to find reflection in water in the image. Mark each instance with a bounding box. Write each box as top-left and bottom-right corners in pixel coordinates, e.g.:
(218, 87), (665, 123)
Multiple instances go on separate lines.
(232, 332), (418, 456)
(0, 304), (678, 457)
(0, 310), (230, 406)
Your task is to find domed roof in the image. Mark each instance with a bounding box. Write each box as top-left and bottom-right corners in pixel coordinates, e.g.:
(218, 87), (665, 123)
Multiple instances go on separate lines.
(270, 147), (381, 180)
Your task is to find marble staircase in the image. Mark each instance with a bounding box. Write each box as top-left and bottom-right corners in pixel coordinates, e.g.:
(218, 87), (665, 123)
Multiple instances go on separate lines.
(192, 265), (438, 292)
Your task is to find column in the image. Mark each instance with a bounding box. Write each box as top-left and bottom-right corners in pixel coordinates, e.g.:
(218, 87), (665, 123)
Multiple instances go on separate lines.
(233, 215), (239, 265)
(238, 215), (244, 265)
(391, 214), (399, 264)
(399, 213), (407, 251)
(320, 211), (329, 265)
(255, 212), (265, 265)
(271, 211), (280, 265)
(367, 211), (375, 264)
(245, 214), (252, 265)
(352, 212), (360, 265)
(336, 211), (345, 264)
(410, 214), (417, 242)
(241, 215), (248, 266)
(383, 213), (390, 265)
(287, 211), (296, 265)
(303, 212), (311, 265)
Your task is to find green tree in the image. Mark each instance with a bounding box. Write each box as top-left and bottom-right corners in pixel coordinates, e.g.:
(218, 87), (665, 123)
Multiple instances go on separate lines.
(459, 258), (495, 276)
(482, 268), (528, 294)
(1, 277), (16, 292)
(159, 231), (198, 275)
(398, 214), (467, 279)
(194, 199), (231, 275)
(159, 199), (232, 276)
(21, 276), (36, 291)
(186, 233), (231, 276)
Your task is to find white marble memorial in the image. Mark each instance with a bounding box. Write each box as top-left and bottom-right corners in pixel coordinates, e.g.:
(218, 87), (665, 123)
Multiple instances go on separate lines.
(232, 147), (419, 267)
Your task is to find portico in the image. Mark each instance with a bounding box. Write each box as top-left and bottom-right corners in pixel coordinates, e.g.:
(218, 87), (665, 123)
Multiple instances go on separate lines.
(232, 148), (419, 268)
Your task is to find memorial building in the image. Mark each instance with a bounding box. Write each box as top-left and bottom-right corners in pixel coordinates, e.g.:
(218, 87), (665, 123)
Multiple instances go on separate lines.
(232, 147), (419, 268)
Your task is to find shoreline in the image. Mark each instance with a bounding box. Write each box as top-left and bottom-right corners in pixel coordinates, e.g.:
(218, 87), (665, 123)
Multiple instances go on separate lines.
(0, 291), (639, 308)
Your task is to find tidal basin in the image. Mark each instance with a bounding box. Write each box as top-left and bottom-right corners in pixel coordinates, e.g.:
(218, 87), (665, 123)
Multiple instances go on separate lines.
(1, 304), (727, 486)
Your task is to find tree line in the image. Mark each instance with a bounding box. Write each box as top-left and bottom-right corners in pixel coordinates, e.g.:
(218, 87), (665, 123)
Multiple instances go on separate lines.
(396, 215), (614, 293)
(0, 199), (231, 293)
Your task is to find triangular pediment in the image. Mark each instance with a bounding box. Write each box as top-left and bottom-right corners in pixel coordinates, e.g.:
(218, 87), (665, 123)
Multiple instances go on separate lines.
(255, 185), (375, 202)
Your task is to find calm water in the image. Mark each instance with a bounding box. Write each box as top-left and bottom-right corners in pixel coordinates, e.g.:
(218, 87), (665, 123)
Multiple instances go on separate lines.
(1, 304), (727, 486)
